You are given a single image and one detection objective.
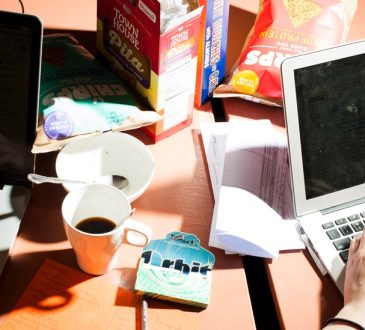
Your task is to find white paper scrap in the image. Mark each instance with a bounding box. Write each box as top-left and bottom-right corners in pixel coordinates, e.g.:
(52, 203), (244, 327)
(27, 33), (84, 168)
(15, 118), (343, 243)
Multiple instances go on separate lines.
(215, 186), (282, 259)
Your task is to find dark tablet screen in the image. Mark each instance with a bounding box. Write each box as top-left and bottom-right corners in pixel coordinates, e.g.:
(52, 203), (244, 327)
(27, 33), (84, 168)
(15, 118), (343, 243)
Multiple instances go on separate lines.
(0, 11), (42, 187)
(295, 53), (365, 200)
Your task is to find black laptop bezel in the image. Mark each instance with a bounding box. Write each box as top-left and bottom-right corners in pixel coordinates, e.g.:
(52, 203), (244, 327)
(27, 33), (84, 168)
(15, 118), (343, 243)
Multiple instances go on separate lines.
(0, 10), (42, 188)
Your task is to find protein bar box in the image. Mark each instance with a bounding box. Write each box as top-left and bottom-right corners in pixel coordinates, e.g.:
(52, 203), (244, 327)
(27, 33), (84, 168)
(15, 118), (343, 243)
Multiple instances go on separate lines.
(96, 0), (203, 142)
(195, 0), (230, 106)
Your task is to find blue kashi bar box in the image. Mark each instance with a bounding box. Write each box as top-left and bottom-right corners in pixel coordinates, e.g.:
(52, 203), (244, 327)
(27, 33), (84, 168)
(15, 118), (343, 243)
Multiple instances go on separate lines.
(134, 231), (215, 308)
(195, 0), (230, 105)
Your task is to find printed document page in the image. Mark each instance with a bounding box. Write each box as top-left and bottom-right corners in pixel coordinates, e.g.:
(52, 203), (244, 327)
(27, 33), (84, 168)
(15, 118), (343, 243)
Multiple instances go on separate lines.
(201, 120), (304, 258)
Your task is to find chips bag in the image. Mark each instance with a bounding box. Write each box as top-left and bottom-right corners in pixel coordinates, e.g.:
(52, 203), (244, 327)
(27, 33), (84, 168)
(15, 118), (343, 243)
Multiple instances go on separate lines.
(214, 0), (358, 106)
(32, 34), (160, 153)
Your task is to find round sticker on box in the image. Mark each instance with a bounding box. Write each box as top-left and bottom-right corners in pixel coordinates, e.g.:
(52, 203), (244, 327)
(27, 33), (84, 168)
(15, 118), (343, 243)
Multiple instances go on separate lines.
(44, 111), (74, 140)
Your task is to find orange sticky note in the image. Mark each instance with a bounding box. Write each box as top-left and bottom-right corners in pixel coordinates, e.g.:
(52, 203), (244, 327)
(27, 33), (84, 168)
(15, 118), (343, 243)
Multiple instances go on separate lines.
(2, 258), (138, 329)
(2, 258), (202, 330)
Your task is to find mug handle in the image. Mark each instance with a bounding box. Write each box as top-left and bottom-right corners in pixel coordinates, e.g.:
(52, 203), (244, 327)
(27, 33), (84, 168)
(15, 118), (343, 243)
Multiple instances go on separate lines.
(123, 219), (152, 247)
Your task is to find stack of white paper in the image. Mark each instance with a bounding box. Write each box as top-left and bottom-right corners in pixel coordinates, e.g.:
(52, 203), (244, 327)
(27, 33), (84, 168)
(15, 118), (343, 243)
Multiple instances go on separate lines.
(201, 119), (304, 258)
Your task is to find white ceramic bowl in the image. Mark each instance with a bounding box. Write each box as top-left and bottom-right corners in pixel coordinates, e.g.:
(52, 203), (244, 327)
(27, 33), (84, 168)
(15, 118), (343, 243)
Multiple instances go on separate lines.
(56, 132), (154, 202)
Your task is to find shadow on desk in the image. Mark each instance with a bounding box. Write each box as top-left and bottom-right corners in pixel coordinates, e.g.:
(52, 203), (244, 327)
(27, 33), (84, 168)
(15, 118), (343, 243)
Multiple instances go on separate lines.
(222, 97), (286, 129)
(45, 29), (97, 54)
(0, 249), (73, 315)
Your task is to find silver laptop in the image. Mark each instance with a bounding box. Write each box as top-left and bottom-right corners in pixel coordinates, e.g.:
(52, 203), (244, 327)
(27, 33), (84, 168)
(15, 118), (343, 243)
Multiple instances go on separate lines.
(281, 39), (365, 294)
(0, 11), (42, 275)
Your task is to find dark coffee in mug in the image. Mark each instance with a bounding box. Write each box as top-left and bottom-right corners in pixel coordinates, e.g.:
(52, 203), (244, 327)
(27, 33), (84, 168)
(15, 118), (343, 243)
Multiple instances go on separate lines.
(76, 217), (117, 234)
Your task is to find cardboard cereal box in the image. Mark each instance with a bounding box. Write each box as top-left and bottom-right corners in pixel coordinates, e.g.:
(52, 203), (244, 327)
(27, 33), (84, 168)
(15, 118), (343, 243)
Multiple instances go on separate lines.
(96, 0), (203, 142)
(195, 0), (230, 106)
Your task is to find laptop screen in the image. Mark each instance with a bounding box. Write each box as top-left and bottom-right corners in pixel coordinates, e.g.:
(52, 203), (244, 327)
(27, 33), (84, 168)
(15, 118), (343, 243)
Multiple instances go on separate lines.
(294, 53), (365, 200)
(0, 11), (42, 187)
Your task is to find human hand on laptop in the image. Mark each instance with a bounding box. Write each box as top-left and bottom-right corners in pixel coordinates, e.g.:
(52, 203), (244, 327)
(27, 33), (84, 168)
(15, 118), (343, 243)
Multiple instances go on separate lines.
(324, 230), (365, 329)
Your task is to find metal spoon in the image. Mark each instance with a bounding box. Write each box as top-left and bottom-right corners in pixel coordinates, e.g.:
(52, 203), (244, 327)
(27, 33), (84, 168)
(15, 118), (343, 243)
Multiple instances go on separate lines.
(27, 173), (129, 190)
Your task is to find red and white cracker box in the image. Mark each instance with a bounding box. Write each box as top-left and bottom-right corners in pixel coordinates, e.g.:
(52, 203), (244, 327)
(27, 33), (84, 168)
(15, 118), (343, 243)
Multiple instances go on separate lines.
(96, 0), (203, 142)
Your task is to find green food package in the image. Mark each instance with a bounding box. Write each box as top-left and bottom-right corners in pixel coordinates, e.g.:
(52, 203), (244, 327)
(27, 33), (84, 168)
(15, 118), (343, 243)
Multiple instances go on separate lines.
(134, 231), (215, 308)
(32, 34), (160, 153)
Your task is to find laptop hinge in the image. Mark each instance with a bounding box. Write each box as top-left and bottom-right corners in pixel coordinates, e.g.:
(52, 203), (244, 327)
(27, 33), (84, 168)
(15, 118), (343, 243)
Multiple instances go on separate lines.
(321, 197), (365, 215)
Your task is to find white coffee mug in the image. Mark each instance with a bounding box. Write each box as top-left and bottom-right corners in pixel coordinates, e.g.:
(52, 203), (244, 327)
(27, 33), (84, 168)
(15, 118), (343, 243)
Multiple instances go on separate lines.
(62, 183), (152, 275)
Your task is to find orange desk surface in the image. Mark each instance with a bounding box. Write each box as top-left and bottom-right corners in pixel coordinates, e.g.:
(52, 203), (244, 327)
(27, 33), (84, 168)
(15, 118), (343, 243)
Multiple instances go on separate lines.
(0, 109), (256, 329)
(0, 0), (257, 31)
(222, 3), (365, 330)
(1, 0), (96, 30)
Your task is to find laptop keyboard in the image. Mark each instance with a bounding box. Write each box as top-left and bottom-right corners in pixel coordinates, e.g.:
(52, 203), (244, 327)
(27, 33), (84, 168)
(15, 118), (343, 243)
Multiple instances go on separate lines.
(323, 212), (365, 263)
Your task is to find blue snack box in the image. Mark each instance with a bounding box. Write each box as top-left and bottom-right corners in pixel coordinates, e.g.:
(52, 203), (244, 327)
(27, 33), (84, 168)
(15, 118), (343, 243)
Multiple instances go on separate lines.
(195, 0), (230, 105)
